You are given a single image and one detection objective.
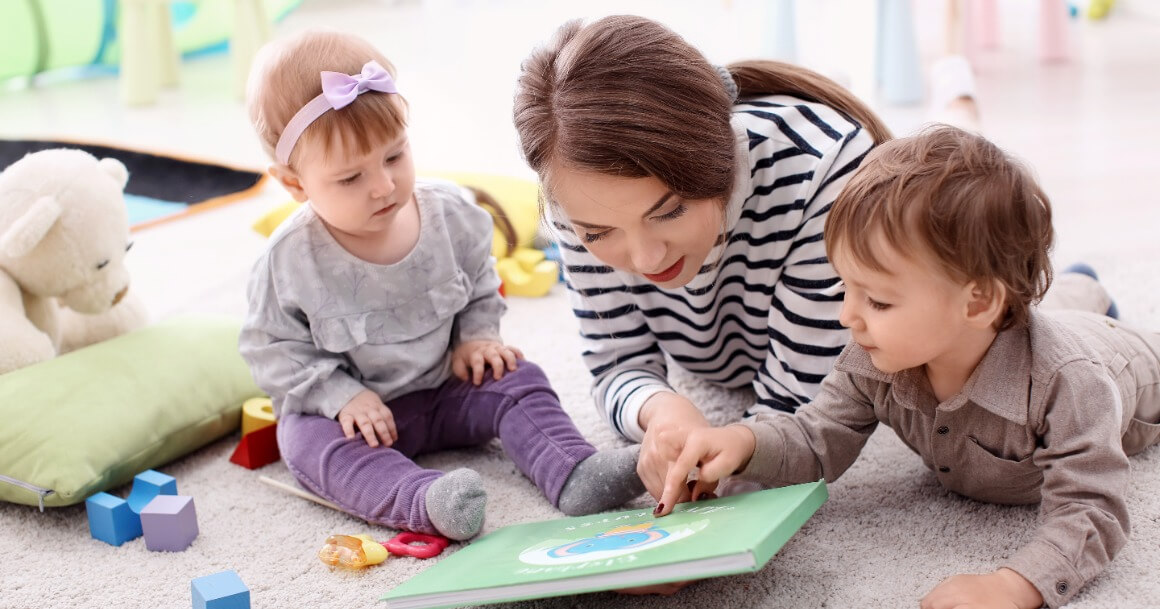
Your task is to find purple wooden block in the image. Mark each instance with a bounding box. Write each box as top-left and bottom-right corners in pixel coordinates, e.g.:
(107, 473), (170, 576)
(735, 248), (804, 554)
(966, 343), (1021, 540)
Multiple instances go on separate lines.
(140, 495), (199, 552)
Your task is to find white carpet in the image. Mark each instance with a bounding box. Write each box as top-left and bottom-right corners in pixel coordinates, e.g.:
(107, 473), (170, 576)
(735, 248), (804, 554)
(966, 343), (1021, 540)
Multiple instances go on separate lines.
(2, 274), (1159, 608)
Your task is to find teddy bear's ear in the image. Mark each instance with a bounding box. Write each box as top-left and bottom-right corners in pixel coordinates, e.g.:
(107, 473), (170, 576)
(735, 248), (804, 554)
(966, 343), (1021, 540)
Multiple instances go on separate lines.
(0, 195), (63, 259)
(99, 157), (129, 189)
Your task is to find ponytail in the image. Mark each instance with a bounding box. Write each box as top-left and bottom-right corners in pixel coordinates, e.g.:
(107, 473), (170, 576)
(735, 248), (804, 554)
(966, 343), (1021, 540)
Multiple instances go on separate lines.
(728, 60), (892, 144)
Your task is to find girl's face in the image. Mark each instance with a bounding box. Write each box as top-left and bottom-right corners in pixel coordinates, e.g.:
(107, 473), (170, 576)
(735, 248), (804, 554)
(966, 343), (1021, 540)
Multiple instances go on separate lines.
(278, 130), (416, 241)
(548, 163), (724, 288)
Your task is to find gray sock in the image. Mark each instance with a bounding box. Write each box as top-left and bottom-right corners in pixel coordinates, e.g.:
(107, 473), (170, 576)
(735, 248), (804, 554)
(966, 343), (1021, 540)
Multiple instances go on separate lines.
(425, 468), (486, 541)
(557, 445), (646, 516)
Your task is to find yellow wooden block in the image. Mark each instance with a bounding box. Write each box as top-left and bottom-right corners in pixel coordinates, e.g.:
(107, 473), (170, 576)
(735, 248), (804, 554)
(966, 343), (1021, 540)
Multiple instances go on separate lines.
(241, 397), (276, 436)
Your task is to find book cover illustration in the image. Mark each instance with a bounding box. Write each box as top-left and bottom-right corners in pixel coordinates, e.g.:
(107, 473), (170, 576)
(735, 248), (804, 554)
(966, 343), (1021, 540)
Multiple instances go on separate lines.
(383, 481), (828, 608)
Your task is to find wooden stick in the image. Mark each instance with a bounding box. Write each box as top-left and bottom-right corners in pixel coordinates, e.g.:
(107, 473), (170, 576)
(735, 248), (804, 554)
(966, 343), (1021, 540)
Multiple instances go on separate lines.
(259, 475), (341, 512)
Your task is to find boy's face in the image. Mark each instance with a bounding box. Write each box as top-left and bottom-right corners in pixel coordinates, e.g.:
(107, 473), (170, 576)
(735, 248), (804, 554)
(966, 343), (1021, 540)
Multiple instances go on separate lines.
(832, 234), (977, 375)
(281, 130), (417, 240)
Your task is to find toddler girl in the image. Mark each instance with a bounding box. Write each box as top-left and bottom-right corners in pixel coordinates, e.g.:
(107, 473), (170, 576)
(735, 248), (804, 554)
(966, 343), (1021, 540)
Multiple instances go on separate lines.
(239, 30), (643, 540)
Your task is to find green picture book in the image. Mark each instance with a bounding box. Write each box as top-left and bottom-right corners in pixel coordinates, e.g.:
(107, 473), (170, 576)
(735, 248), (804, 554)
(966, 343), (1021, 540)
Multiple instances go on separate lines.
(382, 480), (828, 609)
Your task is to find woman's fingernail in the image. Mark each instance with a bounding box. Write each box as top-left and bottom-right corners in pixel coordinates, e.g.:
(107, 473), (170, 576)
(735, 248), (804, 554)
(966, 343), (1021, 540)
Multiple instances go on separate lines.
(653, 503), (665, 515)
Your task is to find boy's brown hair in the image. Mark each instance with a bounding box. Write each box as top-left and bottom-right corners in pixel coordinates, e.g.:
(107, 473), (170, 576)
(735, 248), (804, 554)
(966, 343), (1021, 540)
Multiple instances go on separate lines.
(825, 125), (1053, 330)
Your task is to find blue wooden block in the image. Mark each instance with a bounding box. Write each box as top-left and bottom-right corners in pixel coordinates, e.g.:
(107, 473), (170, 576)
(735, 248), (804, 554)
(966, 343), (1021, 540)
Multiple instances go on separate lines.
(192, 570), (250, 609)
(85, 492), (142, 546)
(141, 495), (199, 551)
(127, 469), (178, 513)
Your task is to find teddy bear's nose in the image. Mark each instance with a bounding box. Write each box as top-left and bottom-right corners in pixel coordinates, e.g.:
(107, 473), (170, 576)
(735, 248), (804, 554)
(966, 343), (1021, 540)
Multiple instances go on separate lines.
(112, 286), (128, 306)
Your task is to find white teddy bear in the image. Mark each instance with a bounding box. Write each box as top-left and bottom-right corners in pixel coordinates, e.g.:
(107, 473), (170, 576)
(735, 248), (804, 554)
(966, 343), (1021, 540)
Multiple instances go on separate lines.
(0, 148), (148, 374)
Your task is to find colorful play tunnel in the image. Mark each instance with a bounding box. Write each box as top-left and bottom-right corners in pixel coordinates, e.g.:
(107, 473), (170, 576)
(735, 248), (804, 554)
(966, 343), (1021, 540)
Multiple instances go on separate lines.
(1, 0), (300, 83)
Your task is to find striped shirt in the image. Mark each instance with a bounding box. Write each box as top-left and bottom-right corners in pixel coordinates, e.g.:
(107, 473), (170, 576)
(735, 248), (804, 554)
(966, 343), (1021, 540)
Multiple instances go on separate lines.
(551, 95), (876, 442)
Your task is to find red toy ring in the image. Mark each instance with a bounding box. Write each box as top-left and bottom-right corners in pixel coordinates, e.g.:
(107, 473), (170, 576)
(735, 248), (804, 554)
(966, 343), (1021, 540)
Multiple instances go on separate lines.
(384, 532), (450, 559)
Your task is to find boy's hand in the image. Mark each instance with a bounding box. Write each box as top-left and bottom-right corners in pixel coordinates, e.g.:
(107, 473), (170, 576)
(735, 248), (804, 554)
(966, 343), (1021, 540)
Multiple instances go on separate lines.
(921, 568), (1044, 609)
(337, 389), (398, 448)
(654, 425), (756, 517)
(451, 340), (524, 385)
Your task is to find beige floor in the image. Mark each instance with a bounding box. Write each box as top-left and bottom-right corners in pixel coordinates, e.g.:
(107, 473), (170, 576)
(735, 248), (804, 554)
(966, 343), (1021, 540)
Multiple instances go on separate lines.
(2, 2), (1159, 609)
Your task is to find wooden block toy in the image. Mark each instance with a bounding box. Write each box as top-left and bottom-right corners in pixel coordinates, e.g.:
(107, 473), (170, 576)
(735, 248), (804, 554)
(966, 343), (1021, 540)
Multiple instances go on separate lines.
(241, 397), (276, 436)
(192, 570), (250, 609)
(229, 423), (280, 469)
(127, 469), (178, 513)
(141, 495), (199, 551)
(86, 492), (142, 546)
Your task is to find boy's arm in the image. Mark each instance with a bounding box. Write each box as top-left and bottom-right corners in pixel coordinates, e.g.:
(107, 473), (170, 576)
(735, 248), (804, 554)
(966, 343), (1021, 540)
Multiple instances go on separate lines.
(655, 366), (879, 512)
(1002, 363), (1131, 609)
(737, 367), (880, 485)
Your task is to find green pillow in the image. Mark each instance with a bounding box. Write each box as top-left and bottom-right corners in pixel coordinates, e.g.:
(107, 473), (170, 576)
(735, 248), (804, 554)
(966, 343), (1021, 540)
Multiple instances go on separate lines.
(0, 316), (262, 508)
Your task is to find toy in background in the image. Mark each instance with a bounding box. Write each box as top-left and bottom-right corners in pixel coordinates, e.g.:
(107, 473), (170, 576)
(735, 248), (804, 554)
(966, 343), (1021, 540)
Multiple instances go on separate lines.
(453, 176), (559, 298)
(250, 172), (562, 297)
(229, 397), (280, 469)
(1070, 0), (1116, 19)
(0, 148), (148, 375)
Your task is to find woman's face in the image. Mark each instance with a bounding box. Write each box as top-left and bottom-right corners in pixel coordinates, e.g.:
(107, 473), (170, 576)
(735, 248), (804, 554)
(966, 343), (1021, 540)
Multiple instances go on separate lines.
(548, 163), (724, 288)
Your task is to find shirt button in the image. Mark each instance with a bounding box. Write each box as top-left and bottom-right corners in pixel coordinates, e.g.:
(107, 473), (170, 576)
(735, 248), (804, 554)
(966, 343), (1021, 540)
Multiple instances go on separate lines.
(937, 425), (950, 435)
(1056, 581), (1069, 595)
(938, 466), (950, 473)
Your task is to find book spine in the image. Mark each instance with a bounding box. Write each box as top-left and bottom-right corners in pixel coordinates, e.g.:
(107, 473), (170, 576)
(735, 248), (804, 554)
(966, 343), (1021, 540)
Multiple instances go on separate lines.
(749, 480), (829, 568)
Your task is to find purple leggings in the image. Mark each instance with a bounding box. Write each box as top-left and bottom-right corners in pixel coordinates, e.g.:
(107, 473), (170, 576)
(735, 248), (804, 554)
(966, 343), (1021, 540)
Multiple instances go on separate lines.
(276, 361), (596, 533)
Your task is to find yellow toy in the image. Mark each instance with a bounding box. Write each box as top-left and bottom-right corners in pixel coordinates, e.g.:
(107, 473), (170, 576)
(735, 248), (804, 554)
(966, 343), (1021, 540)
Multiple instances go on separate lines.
(250, 200), (300, 238)
(318, 534), (389, 569)
(495, 248), (559, 298)
(240, 396), (276, 436)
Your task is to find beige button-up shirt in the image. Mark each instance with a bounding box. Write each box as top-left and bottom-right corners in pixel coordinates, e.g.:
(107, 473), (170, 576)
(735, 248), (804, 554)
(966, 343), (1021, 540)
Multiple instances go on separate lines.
(738, 309), (1160, 608)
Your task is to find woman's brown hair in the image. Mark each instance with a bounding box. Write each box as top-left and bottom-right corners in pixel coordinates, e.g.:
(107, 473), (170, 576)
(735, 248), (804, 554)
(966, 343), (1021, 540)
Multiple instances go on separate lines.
(825, 125), (1054, 330)
(513, 15), (891, 206)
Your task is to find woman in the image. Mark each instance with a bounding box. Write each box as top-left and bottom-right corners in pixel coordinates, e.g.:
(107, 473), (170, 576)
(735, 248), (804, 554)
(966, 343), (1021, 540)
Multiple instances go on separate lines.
(513, 14), (891, 500)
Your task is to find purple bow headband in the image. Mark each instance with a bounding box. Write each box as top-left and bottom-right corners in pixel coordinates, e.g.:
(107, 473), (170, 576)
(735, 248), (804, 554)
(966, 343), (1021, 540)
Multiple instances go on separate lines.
(274, 60), (398, 165)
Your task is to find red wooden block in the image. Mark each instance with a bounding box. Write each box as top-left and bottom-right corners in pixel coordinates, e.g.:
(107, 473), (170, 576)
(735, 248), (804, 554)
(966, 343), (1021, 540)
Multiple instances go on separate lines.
(229, 424), (280, 469)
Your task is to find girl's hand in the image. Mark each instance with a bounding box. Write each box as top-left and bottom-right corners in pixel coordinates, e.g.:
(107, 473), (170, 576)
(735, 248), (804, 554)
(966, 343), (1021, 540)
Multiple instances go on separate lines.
(920, 569), (1044, 609)
(451, 340), (524, 385)
(636, 393), (710, 501)
(337, 389), (397, 448)
(654, 425), (756, 516)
